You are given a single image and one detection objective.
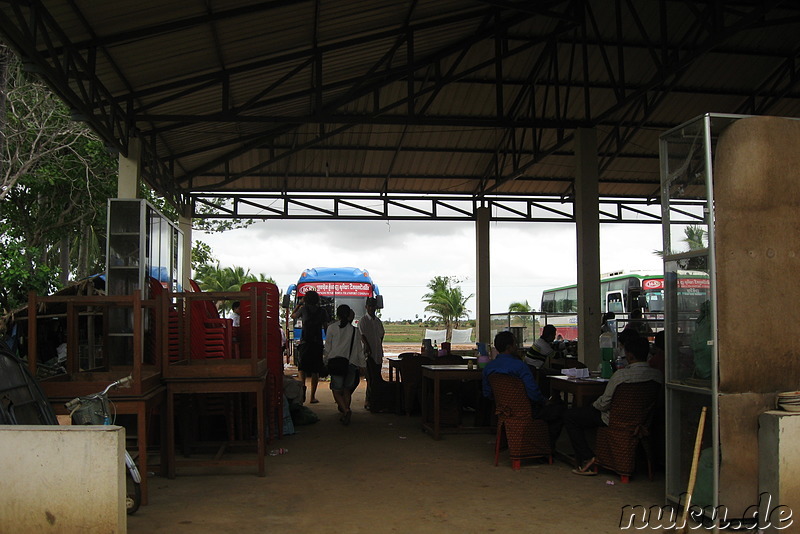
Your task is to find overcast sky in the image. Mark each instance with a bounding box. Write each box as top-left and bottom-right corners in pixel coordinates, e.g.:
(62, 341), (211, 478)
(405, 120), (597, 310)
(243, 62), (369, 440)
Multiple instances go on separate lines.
(197, 218), (664, 322)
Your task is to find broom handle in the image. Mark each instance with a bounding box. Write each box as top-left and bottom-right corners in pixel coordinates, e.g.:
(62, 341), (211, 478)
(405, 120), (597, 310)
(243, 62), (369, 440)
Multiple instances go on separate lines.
(678, 406), (708, 534)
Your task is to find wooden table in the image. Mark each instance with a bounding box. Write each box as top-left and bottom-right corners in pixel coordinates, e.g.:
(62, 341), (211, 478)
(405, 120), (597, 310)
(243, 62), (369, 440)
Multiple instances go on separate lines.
(165, 371), (269, 479)
(548, 375), (608, 407)
(388, 355), (477, 383)
(420, 364), (485, 440)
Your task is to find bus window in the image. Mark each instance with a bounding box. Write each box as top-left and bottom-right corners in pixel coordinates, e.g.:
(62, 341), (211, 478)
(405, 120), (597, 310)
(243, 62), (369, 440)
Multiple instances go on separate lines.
(607, 291), (624, 313)
(643, 291), (664, 313)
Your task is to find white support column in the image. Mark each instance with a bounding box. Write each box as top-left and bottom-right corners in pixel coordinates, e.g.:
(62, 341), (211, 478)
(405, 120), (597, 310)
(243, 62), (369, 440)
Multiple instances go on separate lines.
(117, 137), (141, 198)
(178, 209), (192, 290)
(575, 128), (601, 371)
(475, 206), (491, 345)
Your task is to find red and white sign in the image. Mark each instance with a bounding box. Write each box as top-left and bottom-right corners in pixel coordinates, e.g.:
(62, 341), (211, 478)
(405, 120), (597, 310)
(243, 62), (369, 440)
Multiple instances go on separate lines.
(679, 278), (710, 289)
(642, 279), (664, 290)
(298, 282), (373, 297)
(642, 277), (710, 290)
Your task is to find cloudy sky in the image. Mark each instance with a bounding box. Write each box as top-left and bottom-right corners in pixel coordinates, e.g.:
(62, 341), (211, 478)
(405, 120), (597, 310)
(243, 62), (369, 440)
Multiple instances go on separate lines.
(197, 218), (664, 321)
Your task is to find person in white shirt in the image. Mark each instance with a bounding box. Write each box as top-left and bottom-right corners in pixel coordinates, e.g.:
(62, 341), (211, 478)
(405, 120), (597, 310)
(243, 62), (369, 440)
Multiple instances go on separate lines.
(524, 324), (556, 368)
(565, 334), (663, 475)
(359, 297), (386, 411)
(324, 304), (366, 425)
(230, 301), (240, 327)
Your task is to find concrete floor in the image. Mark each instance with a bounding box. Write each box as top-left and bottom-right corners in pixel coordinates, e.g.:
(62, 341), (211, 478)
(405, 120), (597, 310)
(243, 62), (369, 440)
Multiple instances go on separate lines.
(128, 386), (667, 534)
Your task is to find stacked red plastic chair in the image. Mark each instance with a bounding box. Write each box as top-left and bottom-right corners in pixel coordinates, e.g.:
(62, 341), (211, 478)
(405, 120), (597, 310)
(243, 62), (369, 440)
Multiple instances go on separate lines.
(239, 282), (284, 439)
(147, 277), (180, 363)
(187, 279), (233, 359)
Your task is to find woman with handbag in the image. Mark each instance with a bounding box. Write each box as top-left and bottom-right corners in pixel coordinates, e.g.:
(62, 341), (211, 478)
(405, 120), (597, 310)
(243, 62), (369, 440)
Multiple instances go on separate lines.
(324, 304), (366, 425)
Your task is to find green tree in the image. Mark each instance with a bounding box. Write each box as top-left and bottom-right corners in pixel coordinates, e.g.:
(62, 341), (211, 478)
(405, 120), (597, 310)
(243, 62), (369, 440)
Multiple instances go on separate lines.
(683, 225), (707, 250)
(422, 276), (473, 341)
(0, 44), (257, 311)
(653, 224), (708, 258)
(508, 300), (532, 328)
(1, 44), (117, 310)
(191, 241), (214, 270)
(194, 264), (277, 315)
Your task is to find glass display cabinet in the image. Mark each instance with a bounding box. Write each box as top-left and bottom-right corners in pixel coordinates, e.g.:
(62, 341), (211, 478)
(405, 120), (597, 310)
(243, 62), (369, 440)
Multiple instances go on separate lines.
(660, 113), (800, 523)
(106, 199), (183, 365)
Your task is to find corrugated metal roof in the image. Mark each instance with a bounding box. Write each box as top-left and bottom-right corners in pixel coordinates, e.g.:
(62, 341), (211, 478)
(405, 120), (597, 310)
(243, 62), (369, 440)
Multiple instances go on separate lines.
(3, 0), (800, 212)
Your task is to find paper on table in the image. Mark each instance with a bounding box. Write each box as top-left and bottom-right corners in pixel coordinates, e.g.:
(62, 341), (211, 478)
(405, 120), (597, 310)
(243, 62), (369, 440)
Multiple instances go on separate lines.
(561, 367), (589, 378)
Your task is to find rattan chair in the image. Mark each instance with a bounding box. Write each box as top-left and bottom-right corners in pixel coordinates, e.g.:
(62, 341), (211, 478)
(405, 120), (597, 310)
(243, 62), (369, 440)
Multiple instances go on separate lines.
(594, 380), (661, 483)
(488, 374), (552, 470)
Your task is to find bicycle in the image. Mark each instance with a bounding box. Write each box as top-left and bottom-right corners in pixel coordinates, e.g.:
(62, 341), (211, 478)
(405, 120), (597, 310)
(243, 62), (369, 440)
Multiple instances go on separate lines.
(65, 375), (143, 515)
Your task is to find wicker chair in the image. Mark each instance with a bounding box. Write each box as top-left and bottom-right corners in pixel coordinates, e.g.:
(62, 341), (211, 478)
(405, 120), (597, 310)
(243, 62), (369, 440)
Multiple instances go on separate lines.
(488, 374), (552, 470)
(594, 380), (661, 483)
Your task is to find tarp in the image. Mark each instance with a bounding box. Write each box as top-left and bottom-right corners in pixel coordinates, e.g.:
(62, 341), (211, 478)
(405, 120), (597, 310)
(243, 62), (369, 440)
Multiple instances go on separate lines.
(450, 328), (473, 344)
(423, 329), (447, 345)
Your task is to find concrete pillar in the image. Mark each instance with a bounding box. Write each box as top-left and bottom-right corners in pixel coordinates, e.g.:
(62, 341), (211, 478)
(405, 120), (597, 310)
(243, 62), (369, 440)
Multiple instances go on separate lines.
(117, 136), (141, 198)
(178, 208), (192, 291)
(475, 206), (491, 344)
(575, 128), (601, 371)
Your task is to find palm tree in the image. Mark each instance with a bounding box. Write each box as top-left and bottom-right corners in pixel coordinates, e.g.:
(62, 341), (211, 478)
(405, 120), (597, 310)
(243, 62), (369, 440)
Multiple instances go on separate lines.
(508, 300), (532, 328)
(682, 225), (707, 250)
(423, 276), (473, 341)
(653, 224), (708, 257)
(193, 264), (277, 315)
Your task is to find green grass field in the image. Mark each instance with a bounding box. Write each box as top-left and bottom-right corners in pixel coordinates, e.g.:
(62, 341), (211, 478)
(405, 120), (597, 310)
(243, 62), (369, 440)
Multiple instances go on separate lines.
(381, 322), (477, 343)
(382, 322), (431, 343)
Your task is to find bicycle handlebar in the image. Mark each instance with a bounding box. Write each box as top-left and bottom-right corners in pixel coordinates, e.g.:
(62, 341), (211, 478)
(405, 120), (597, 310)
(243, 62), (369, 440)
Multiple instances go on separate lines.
(118, 375), (133, 389)
(66, 375), (134, 411)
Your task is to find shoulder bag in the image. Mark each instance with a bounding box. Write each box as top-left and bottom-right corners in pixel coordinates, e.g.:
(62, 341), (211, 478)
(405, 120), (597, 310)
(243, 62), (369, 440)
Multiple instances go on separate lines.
(327, 326), (356, 377)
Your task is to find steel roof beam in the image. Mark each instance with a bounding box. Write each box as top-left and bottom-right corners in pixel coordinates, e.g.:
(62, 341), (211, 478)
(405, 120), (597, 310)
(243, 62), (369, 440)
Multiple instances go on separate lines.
(188, 192), (702, 224)
(483, 0), (779, 195)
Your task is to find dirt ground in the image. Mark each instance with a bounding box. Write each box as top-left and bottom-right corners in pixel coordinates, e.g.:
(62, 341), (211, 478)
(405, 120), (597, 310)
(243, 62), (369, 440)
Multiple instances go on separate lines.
(127, 345), (667, 534)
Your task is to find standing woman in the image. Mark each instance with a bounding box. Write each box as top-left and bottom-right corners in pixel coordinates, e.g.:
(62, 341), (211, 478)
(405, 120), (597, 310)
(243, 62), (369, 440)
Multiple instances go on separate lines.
(324, 304), (365, 425)
(291, 290), (329, 404)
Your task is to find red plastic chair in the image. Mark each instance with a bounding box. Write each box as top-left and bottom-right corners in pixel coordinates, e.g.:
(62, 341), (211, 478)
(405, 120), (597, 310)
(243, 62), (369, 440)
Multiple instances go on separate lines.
(147, 277), (180, 362)
(239, 282), (284, 439)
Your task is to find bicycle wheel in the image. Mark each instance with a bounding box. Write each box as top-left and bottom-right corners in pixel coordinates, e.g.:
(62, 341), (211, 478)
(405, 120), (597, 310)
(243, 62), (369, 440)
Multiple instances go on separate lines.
(125, 470), (141, 515)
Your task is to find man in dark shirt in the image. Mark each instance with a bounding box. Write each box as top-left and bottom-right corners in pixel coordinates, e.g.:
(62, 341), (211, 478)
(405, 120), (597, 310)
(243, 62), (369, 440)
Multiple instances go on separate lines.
(483, 330), (564, 447)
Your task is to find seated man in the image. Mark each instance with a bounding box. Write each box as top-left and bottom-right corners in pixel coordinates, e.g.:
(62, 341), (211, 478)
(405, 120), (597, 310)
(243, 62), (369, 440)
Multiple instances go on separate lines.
(483, 330), (564, 447)
(523, 324), (556, 369)
(524, 324), (560, 398)
(565, 335), (663, 475)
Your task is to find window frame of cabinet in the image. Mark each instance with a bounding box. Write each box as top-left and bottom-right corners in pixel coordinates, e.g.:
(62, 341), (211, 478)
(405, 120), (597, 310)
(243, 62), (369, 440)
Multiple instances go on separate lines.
(106, 198), (183, 366)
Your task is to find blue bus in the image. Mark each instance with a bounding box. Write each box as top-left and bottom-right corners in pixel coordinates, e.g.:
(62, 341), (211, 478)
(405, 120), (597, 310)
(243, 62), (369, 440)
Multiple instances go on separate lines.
(283, 267), (382, 343)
